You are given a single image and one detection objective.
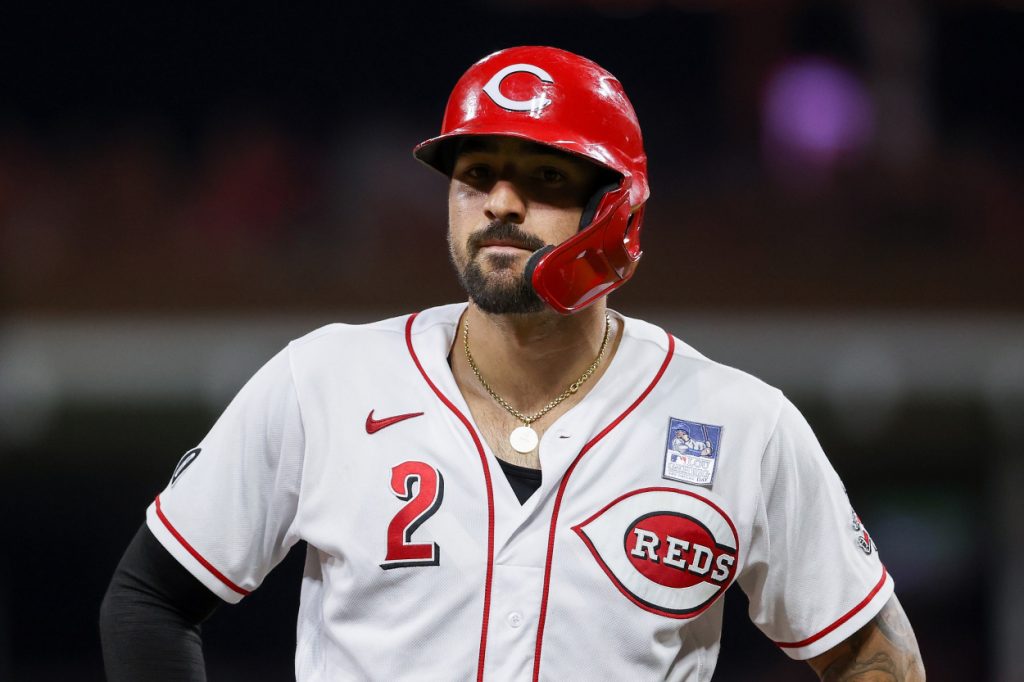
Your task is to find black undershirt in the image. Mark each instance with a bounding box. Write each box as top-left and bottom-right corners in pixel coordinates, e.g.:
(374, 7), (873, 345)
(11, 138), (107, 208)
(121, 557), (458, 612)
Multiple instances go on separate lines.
(496, 457), (542, 504)
(100, 461), (541, 679)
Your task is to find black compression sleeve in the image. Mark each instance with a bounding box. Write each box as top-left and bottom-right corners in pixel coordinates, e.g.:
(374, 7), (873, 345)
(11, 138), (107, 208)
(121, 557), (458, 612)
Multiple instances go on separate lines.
(100, 522), (222, 681)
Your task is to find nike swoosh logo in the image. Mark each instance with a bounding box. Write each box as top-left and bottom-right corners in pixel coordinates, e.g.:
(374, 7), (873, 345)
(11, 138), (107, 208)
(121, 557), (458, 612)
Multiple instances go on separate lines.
(365, 409), (424, 434)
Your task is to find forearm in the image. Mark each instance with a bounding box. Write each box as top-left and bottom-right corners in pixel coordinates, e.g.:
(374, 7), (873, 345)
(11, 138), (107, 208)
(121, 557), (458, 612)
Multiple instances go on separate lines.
(99, 524), (220, 681)
(99, 591), (207, 681)
(809, 595), (925, 681)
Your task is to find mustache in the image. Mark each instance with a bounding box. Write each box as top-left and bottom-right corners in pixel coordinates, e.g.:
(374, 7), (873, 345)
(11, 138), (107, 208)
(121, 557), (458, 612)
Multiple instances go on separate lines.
(467, 221), (547, 257)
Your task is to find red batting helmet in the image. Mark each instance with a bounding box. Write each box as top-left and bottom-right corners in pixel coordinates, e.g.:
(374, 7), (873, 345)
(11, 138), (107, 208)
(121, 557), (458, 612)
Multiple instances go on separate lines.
(414, 46), (649, 314)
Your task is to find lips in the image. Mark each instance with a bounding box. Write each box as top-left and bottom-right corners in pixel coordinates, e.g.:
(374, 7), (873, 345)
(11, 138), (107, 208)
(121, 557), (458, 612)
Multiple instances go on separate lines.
(473, 239), (538, 259)
(480, 240), (533, 250)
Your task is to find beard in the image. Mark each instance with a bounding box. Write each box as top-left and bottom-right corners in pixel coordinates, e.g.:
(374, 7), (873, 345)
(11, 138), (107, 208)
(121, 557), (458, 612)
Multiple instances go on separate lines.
(450, 220), (548, 315)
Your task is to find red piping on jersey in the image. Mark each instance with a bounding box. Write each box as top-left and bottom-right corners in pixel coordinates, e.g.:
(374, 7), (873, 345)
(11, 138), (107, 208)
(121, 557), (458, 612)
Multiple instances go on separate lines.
(405, 312), (495, 682)
(154, 495), (250, 597)
(532, 331), (675, 682)
(775, 566), (889, 650)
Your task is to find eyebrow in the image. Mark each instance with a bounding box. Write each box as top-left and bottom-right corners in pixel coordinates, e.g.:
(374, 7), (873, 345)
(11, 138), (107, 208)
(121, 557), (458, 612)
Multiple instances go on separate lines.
(455, 136), (576, 161)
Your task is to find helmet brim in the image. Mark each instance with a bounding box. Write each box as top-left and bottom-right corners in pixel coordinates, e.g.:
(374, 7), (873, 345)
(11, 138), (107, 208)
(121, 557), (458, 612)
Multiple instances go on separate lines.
(415, 127), (627, 187)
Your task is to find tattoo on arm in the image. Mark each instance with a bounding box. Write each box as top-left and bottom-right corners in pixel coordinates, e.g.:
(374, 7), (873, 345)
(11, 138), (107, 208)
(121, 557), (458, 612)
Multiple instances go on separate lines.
(828, 652), (899, 681)
(810, 595), (925, 682)
(873, 596), (916, 646)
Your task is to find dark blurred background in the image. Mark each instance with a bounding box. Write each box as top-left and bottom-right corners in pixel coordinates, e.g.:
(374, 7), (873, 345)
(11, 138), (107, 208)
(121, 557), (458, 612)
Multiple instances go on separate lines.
(0, 1), (1021, 680)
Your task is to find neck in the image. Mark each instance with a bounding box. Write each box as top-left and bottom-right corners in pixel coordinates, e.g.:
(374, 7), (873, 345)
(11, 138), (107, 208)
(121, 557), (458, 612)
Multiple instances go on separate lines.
(456, 300), (615, 415)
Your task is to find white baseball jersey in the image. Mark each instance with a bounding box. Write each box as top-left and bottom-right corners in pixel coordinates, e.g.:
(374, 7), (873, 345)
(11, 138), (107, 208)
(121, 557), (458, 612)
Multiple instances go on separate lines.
(147, 303), (893, 681)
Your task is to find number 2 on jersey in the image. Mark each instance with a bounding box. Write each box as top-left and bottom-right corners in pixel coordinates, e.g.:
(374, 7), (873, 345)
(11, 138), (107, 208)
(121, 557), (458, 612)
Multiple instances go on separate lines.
(380, 461), (444, 569)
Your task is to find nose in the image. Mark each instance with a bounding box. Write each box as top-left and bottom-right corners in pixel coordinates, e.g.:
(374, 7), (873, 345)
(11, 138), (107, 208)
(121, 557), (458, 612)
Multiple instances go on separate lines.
(483, 179), (526, 224)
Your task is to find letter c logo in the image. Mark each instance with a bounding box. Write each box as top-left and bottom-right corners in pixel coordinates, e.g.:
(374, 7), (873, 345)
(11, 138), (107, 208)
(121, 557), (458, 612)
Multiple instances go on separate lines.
(482, 63), (555, 113)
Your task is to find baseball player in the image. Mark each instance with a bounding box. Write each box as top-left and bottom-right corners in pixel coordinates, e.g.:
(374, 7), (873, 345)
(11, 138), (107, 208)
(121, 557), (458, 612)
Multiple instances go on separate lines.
(100, 46), (925, 681)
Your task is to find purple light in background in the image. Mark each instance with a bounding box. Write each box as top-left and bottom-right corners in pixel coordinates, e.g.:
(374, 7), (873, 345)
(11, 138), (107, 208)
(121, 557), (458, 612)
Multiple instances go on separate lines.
(762, 57), (874, 178)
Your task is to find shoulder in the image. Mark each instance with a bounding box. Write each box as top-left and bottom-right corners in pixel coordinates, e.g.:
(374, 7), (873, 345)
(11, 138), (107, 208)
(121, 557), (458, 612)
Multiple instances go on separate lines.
(620, 312), (786, 421)
(284, 303), (464, 371)
(291, 310), (410, 345)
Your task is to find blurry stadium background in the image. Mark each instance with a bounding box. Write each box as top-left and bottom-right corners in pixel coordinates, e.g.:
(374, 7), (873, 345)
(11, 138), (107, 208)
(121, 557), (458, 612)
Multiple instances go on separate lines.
(1, 2), (1021, 680)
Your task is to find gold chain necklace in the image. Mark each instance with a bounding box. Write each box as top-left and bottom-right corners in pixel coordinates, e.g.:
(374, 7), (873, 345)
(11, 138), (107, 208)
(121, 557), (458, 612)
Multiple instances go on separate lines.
(463, 314), (611, 454)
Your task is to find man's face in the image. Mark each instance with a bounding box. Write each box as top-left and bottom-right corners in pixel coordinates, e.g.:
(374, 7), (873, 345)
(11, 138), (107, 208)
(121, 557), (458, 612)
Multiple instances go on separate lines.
(447, 136), (608, 314)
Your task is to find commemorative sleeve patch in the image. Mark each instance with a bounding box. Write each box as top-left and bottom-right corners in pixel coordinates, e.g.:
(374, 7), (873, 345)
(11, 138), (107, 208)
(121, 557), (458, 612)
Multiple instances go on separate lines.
(662, 418), (723, 487)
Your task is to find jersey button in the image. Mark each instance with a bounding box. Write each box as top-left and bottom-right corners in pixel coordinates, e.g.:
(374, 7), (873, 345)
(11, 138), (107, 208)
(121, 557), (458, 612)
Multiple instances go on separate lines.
(507, 611), (523, 628)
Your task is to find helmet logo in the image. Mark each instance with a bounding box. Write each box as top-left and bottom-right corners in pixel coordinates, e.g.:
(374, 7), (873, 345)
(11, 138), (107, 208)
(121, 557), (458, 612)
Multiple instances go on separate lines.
(482, 63), (554, 113)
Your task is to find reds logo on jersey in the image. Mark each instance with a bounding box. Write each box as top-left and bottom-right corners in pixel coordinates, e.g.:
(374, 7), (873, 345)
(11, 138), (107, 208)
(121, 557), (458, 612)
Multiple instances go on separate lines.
(170, 447), (201, 486)
(850, 509), (876, 555)
(573, 487), (739, 619)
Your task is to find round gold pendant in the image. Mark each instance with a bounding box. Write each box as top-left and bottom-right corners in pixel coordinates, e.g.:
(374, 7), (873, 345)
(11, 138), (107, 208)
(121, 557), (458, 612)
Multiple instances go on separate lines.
(509, 425), (539, 454)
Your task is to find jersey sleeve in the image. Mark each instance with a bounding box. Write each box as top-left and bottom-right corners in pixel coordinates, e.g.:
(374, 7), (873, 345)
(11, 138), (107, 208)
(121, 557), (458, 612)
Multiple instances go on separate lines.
(145, 345), (305, 604)
(737, 397), (894, 660)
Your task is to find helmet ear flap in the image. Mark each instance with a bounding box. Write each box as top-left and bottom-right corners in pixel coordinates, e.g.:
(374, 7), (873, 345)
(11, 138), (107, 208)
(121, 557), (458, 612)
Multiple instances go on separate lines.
(621, 205), (645, 260)
(529, 182), (637, 314)
(524, 245), (554, 287)
(579, 182), (621, 231)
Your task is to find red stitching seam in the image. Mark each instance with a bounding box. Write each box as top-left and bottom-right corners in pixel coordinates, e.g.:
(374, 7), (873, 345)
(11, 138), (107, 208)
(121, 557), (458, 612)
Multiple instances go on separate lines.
(532, 332), (676, 681)
(405, 312), (495, 682)
(154, 495), (250, 596)
(775, 566), (890, 649)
